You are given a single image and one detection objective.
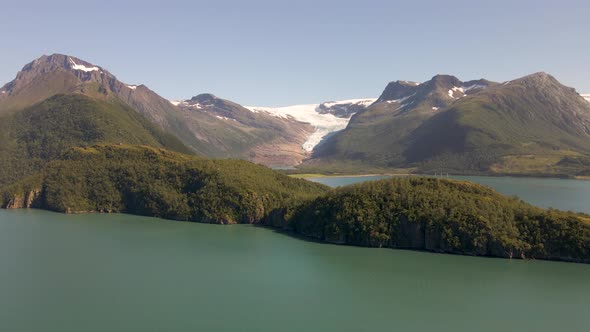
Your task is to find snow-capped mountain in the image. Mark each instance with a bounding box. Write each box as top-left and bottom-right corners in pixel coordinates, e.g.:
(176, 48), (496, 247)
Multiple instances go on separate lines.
(246, 98), (376, 152)
(171, 93), (314, 166)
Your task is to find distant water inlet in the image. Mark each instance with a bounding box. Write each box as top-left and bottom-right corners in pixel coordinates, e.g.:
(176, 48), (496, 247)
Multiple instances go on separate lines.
(308, 175), (590, 214)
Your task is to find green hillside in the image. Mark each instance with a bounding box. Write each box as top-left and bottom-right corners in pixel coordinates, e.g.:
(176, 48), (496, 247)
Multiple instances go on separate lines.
(311, 73), (590, 176)
(282, 177), (590, 263)
(1, 144), (329, 223)
(0, 94), (191, 188)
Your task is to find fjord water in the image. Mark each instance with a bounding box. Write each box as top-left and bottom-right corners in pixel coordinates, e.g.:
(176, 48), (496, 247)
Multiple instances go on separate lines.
(310, 175), (590, 213)
(2, 177), (590, 331)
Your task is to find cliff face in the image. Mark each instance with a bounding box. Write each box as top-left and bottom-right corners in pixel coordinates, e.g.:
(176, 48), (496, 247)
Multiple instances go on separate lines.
(2, 189), (42, 209)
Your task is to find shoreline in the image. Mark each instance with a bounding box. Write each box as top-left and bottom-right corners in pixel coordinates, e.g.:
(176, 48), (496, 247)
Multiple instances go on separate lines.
(289, 173), (409, 179)
(290, 173), (590, 181)
(2, 207), (588, 265)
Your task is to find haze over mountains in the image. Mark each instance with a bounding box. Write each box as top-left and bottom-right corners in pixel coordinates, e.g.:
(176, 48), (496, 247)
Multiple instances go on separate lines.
(2, 54), (590, 177)
(311, 73), (590, 176)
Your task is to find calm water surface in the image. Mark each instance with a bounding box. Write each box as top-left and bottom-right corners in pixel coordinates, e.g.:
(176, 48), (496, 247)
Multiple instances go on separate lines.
(1, 176), (590, 331)
(310, 175), (590, 213)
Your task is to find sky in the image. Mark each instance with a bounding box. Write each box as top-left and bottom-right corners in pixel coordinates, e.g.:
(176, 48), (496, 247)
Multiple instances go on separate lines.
(0, 0), (588, 106)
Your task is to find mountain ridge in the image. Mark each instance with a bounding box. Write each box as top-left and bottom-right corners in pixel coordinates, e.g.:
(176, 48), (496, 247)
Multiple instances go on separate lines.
(308, 72), (590, 176)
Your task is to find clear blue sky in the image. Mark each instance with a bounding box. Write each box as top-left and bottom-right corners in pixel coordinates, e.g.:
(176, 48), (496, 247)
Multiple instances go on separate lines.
(1, 0), (588, 106)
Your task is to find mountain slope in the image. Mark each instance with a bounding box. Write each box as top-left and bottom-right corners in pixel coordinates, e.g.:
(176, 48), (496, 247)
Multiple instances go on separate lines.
(310, 73), (590, 176)
(0, 54), (220, 155)
(0, 94), (190, 188)
(173, 94), (314, 166)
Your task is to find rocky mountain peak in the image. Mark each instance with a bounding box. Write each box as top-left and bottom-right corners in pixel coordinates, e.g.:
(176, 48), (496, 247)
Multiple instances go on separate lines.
(429, 74), (462, 87)
(189, 93), (218, 104)
(513, 71), (561, 88)
(377, 81), (420, 102)
(19, 54), (106, 77)
(0, 53), (115, 98)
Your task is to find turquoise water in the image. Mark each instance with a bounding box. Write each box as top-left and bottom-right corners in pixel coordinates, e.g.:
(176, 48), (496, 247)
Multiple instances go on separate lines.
(1, 176), (590, 331)
(310, 175), (590, 213)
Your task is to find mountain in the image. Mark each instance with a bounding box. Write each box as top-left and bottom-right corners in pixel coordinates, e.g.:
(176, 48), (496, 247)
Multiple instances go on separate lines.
(309, 73), (590, 176)
(172, 95), (375, 166)
(172, 93), (314, 166)
(0, 54), (219, 155)
(0, 54), (375, 167)
(0, 93), (190, 188)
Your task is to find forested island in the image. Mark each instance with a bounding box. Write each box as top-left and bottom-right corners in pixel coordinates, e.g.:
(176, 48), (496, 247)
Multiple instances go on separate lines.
(283, 177), (590, 263)
(2, 146), (589, 263)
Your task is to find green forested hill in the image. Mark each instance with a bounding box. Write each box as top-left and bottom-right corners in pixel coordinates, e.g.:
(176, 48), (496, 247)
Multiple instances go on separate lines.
(310, 73), (590, 176)
(282, 177), (590, 263)
(3, 143), (590, 263)
(0, 94), (191, 188)
(1, 144), (329, 223)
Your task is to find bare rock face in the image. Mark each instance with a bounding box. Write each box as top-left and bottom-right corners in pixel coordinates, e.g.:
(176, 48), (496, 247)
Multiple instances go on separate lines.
(316, 99), (376, 118)
(2, 189), (41, 209)
(508, 72), (590, 135)
(176, 93), (314, 166)
(0, 54), (181, 127)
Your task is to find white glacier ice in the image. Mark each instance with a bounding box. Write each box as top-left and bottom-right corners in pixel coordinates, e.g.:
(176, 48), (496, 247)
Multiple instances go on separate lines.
(246, 98), (376, 152)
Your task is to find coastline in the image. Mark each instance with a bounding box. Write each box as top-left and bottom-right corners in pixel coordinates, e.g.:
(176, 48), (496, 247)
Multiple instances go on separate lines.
(290, 172), (590, 181)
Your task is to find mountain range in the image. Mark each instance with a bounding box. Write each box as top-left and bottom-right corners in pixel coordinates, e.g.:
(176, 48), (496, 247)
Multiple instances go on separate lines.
(1, 54), (590, 263)
(1, 54), (590, 177)
(309, 73), (590, 176)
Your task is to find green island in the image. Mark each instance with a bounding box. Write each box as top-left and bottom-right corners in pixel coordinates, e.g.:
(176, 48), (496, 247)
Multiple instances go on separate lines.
(285, 177), (590, 263)
(2, 144), (589, 263)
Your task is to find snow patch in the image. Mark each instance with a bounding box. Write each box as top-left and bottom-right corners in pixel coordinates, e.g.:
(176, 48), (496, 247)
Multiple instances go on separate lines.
(127, 85), (137, 90)
(171, 100), (207, 109)
(463, 84), (486, 91)
(215, 115), (236, 122)
(246, 98), (375, 152)
(449, 84), (487, 99)
(68, 58), (99, 72)
(432, 107), (439, 111)
(383, 92), (415, 105)
(400, 80), (420, 86)
(448, 86), (465, 99)
(581, 94), (590, 103)
(321, 98), (376, 108)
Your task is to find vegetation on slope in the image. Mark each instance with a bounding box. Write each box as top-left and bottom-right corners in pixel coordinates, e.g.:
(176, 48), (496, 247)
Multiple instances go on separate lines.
(311, 73), (590, 177)
(280, 177), (590, 263)
(3, 144), (589, 263)
(0, 94), (191, 188)
(1, 145), (329, 223)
